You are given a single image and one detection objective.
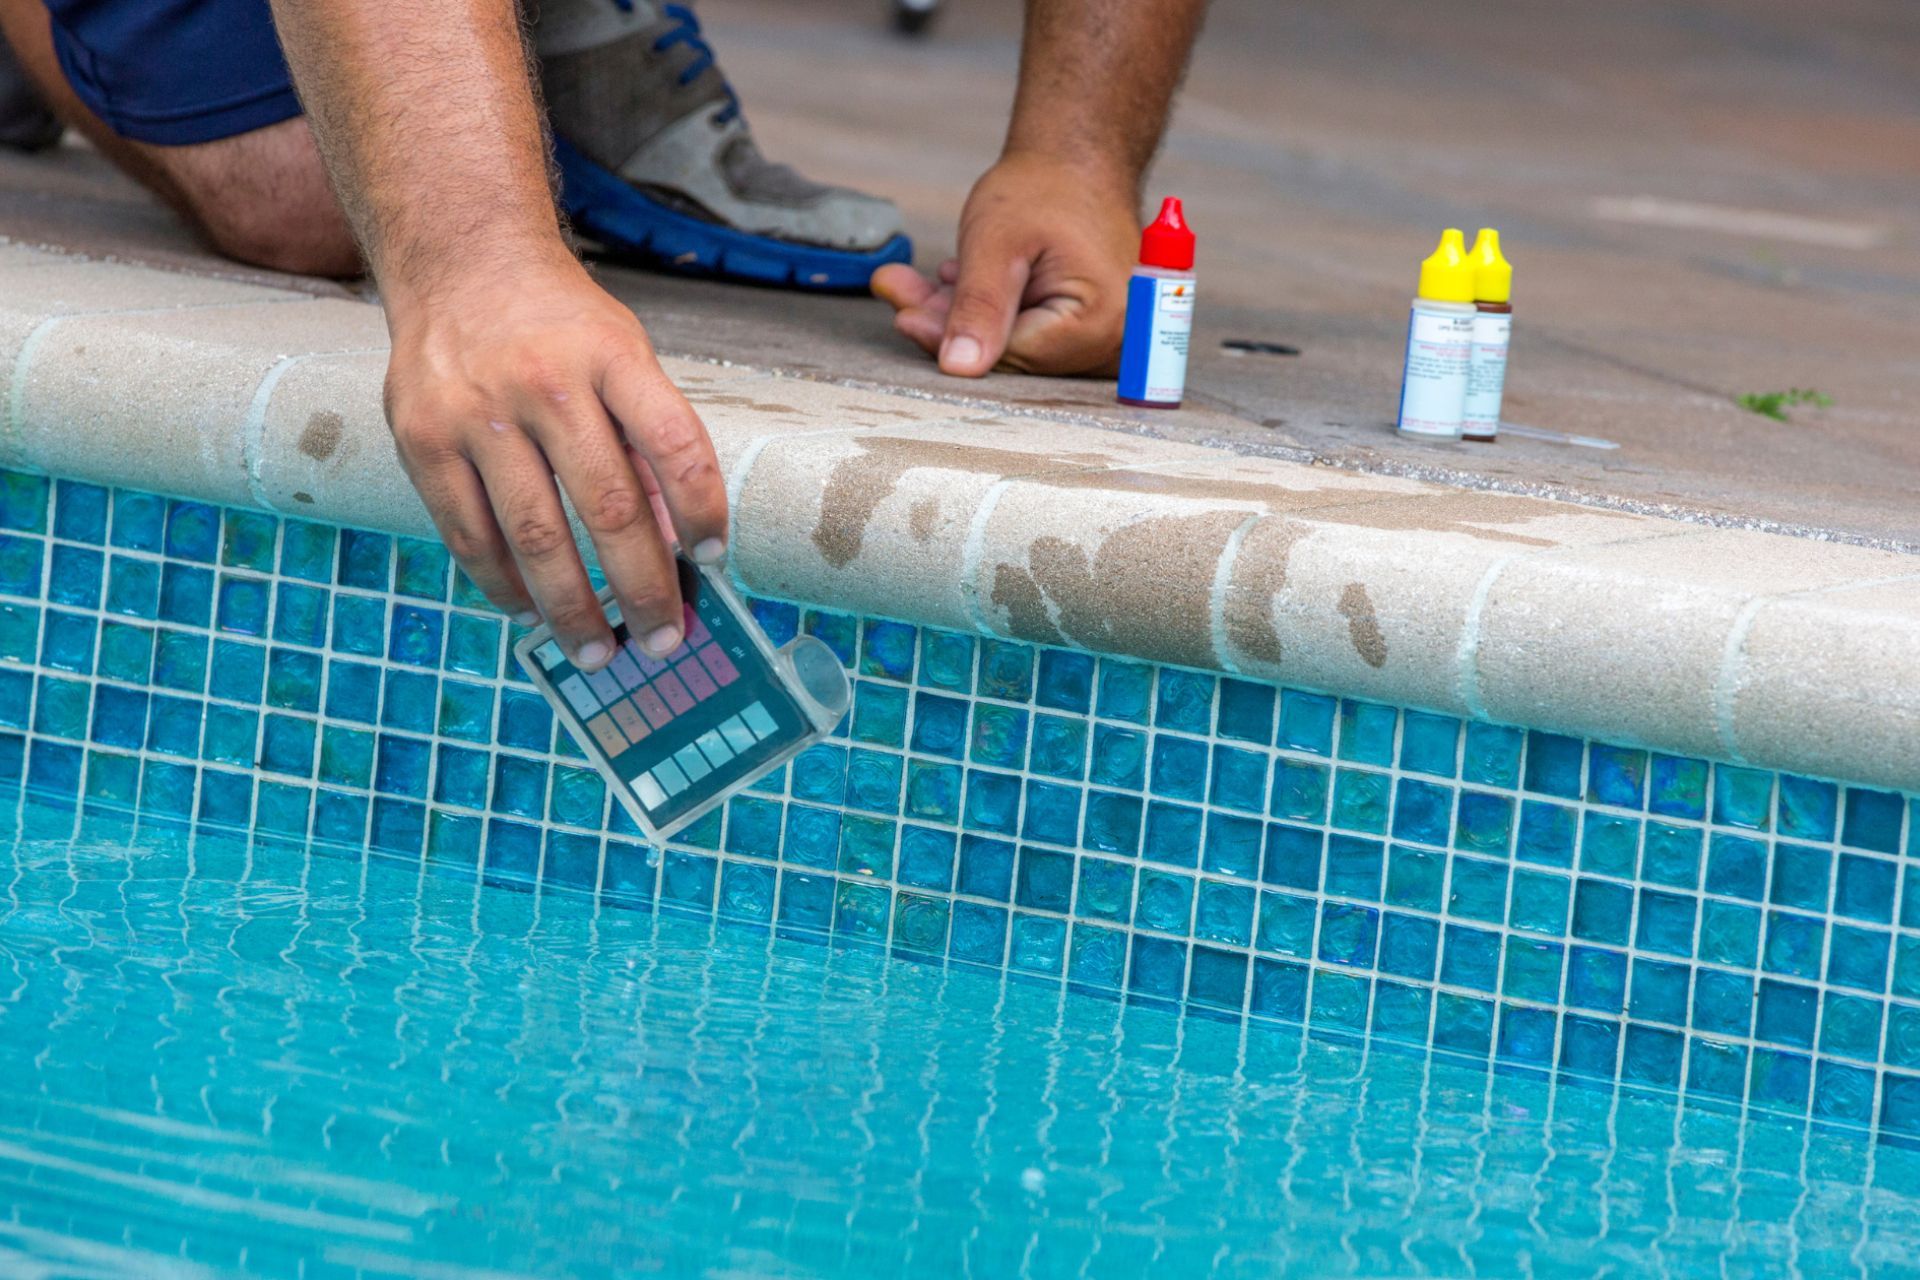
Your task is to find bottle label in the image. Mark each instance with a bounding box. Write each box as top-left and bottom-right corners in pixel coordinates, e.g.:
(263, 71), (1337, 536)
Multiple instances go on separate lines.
(1463, 311), (1511, 435)
(1117, 274), (1195, 405)
(1396, 305), (1475, 437)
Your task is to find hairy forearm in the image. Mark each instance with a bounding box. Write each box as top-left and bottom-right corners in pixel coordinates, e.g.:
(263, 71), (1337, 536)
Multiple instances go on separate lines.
(1004, 0), (1209, 197)
(267, 0), (568, 305)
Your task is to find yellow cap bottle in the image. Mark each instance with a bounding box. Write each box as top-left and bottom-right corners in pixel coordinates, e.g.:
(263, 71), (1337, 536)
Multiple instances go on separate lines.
(1398, 230), (1478, 439)
(1416, 228), (1476, 304)
(1467, 227), (1513, 303)
(1461, 228), (1514, 442)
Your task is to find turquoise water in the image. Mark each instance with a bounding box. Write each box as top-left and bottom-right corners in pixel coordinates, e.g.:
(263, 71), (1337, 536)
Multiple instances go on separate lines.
(2, 803), (1918, 1279)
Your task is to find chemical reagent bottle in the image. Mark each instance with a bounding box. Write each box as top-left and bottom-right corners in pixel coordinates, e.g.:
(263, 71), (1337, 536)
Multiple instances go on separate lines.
(1462, 228), (1513, 442)
(1118, 197), (1198, 409)
(1395, 228), (1476, 439)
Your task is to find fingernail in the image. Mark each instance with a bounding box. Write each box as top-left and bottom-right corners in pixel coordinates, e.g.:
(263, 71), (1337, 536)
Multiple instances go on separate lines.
(512, 610), (540, 628)
(692, 537), (726, 565)
(575, 639), (612, 669)
(942, 335), (982, 371)
(644, 624), (682, 657)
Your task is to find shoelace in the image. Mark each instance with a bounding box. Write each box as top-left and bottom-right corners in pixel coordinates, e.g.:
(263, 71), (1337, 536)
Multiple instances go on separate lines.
(612, 0), (743, 125)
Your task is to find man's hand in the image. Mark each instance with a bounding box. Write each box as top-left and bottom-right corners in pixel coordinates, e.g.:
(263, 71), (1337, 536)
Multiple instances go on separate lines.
(384, 253), (727, 667)
(873, 0), (1206, 381)
(265, 0), (728, 670)
(871, 154), (1137, 378)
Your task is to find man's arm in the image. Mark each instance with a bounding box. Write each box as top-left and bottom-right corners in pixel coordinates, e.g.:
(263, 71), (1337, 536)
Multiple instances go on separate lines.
(268, 0), (725, 665)
(874, 0), (1209, 377)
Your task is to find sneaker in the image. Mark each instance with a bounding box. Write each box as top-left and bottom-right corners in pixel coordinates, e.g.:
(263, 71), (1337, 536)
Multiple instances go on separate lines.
(534, 0), (911, 289)
(0, 39), (61, 152)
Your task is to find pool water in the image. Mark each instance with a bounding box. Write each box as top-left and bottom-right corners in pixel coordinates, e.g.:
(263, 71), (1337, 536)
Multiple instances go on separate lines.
(2, 802), (1919, 1279)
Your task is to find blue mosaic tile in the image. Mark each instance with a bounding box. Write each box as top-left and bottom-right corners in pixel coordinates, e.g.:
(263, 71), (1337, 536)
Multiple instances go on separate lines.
(969, 703), (1029, 769)
(851, 682), (908, 748)
(1586, 745), (1645, 809)
(1337, 700), (1396, 766)
(1269, 758), (1328, 824)
(0, 475), (50, 537)
(1085, 723), (1144, 791)
(221, 510), (278, 572)
(40, 610), (95, 674)
(1399, 711), (1459, 778)
(894, 894), (951, 955)
(916, 628), (973, 691)
(45, 545), (101, 610)
(164, 500), (220, 562)
(1202, 811), (1263, 880)
(393, 537), (449, 601)
(1698, 899), (1761, 968)
(858, 618), (917, 680)
(1208, 744), (1265, 813)
(1515, 800), (1576, 868)
(0, 536), (44, 598)
(909, 692), (968, 759)
(1153, 669), (1214, 734)
(975, 639), (1032, 701)
(1648, 754), (1709, 820)
(1523, 732), (1584, 798)
(1277, 690), (1335, 756)
(1034, 648), (1094, 714)
(903, 758), (960, 823)
(52, 480), (106, 543)
(1778, 775), (1838, 841)
(1497, 940), (1559, 1013)
(1843, 787), (1903, 854)
(1215, 678), (1274, 745)
(1446, 788), (1510, 857)
(1029, 714), (1087, 780)
(109, 491), (164, 552)
(1330, 768), (1388, 834)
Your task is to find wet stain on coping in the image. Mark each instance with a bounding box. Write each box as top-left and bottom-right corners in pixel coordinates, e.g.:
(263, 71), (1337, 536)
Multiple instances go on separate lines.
(1338, 581), (1388, 668)
(299, 411), (344, 462)
(811, 437), (1127, 568)
(988, 510), (1248, 668)
(1222, 518), (1301, 667)
(810, 436), (1615, 571)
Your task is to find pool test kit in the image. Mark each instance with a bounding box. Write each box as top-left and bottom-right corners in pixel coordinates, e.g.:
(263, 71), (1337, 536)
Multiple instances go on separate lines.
(514, 557), (850, 843)
(1395, 227), (1514, 441)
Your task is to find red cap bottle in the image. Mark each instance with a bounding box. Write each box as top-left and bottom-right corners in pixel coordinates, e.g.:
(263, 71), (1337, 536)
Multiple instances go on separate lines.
(1138, 197), (1196, 271)
(1118, 196), (1198, 408)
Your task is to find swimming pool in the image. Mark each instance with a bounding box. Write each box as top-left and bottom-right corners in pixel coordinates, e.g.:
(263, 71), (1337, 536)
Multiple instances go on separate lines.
(3, 802), (1918, 1278)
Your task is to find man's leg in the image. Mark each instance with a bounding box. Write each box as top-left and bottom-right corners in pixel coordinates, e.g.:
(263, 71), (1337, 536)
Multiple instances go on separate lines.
(0, 0), (357, 276)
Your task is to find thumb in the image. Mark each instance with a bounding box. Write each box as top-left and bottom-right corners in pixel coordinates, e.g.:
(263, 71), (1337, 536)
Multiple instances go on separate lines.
(939, 231), (1030, 378)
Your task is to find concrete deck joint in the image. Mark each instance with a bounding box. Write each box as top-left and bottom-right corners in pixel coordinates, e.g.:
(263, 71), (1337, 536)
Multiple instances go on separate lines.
(4, 245), (1918, 791)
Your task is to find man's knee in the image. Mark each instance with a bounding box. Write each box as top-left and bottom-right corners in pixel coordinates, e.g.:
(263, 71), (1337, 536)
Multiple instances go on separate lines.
(191, 190), (360, 277)
(160, 119), (362, 278)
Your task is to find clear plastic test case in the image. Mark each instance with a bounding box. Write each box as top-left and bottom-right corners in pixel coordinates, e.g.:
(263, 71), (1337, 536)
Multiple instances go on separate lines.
(513, 558), (850, 844)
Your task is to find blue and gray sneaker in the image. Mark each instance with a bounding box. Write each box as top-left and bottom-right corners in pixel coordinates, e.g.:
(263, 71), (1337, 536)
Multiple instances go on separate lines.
(534, 0), (912, 289)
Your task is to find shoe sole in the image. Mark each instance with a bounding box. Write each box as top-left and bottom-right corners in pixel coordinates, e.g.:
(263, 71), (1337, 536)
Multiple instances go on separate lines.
(554, 136), (912, 292)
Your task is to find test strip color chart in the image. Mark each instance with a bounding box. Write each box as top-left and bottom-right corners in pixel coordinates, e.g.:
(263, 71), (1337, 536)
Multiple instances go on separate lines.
(526, 584), (811, 833)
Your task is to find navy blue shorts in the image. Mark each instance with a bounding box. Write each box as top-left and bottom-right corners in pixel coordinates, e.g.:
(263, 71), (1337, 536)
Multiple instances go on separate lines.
(45, 0), (300, 144)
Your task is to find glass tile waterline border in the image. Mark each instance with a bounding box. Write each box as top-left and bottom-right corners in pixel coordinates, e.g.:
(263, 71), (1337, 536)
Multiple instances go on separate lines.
(1, 466), (1919, 1139)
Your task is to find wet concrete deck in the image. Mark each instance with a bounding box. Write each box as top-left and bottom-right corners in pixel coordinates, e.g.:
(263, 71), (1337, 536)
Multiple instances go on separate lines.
(2, 0), (1915, 545)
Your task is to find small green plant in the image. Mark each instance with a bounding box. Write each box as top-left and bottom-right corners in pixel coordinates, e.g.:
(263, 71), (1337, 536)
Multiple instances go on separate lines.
(1737, 388), (1833, 422)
